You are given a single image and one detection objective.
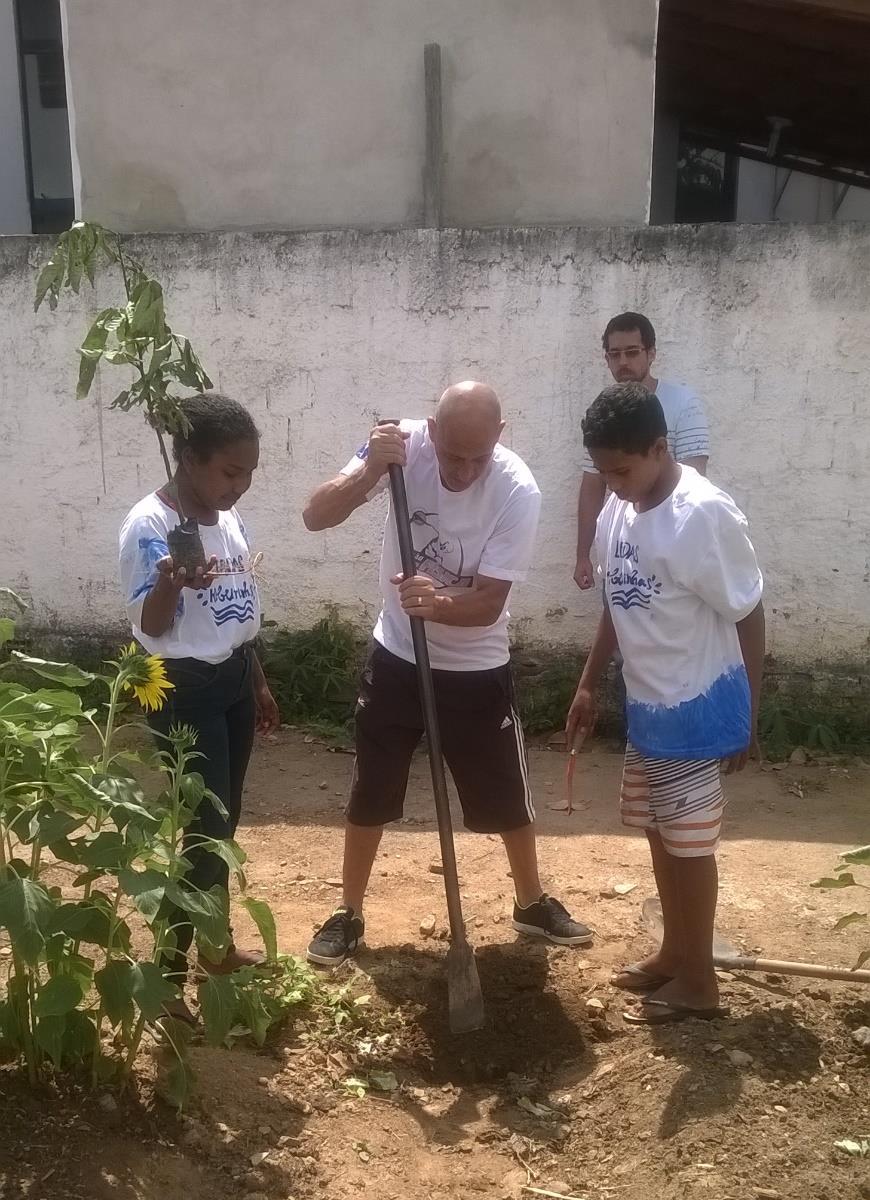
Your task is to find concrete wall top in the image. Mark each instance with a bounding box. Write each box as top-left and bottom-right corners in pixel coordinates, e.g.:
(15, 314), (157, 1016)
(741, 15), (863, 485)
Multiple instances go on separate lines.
(61, 0), (657, 231)
(1, 221), (868, 667)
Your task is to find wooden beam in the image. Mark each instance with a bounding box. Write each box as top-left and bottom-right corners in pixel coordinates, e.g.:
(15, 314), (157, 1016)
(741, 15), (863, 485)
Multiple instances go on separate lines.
(745, 0), (870, 21)
(667, 83), (870, 170)
(683, 127), (870, 190)
(658, 27), (869, 92)
(659, 4), (870, 66)
(658, 0), (870, 173)
(423, 43), (444, 229)
(667, 0), (870, 23)
(671, 96), (870, 173)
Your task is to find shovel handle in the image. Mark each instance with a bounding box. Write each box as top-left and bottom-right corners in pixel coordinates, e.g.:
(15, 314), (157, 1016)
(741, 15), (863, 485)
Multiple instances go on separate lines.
(715, 954), (870, 984)
(388, 462), (468, 946)
(645, 898), (870, 985)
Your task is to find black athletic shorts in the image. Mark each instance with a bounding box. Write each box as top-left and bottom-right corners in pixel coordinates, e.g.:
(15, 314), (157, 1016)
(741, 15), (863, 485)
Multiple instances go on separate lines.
(347, 643), (535, 834)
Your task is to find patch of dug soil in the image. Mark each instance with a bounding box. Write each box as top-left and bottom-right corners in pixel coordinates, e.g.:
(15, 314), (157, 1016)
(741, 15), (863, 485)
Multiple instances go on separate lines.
(355, 940), (604, 1085)
(2, 737), (869, 1200)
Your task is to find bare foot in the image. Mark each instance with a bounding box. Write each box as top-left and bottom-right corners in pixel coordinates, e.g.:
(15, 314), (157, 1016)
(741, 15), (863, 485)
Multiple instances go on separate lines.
(611, 950), (682, 990)
(198, 945), (266, 976)
(644, 969), (720, 1012)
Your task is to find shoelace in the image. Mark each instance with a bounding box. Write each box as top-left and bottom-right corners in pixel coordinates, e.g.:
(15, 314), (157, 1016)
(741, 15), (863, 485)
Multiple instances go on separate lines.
(322, 910), (361, 961)
(542, 895), (571, 923)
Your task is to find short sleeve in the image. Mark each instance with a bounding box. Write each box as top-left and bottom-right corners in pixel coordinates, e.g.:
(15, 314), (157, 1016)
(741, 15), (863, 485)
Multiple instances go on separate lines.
(234, 508), (252, 551)
(338, 419), (423, 500)
(478, 486), (542, 583)
(118, 508), (174, 627)
(675, 498), (762, 622)
(594, 493), (618, 579)
(339, 440), (389, 497)
(673, 390), (710, 462)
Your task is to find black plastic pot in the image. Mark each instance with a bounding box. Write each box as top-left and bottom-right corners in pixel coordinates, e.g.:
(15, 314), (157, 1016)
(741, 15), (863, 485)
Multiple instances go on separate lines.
(167, 518), (207, 577)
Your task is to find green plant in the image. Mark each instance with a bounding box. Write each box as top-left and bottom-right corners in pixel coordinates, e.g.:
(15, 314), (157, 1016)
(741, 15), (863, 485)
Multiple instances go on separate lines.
(198, 955), (371, 1051)
(35, 222), (213, 571)
(0, 590), (27, 653)
(759, 695), (847, 760)
(514, 655), (585, 736)
(260, 611), (364, 738)
(811, 844), (870, 970)
(0, 610), (283, 1104)
(35, 222), (211, 485)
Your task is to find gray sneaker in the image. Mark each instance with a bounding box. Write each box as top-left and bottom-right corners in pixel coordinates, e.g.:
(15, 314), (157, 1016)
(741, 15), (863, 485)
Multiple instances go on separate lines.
(306, 906), (365, 966)
(512, 895), (593, 946)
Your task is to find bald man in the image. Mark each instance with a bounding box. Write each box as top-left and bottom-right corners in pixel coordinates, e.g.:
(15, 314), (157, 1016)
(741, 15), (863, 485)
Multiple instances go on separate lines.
(302, 383), (592, 964)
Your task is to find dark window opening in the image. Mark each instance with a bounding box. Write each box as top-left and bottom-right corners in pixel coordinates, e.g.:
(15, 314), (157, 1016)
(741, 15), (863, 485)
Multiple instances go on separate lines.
(14, 0), (74, 233)
(36, 48), (67, 109)
(674, 139), (738, 224)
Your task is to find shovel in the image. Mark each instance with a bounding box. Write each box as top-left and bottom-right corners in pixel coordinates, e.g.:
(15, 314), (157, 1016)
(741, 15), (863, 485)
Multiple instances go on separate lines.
(642, 896), (870, 984)
(388, 461), (486, 1033)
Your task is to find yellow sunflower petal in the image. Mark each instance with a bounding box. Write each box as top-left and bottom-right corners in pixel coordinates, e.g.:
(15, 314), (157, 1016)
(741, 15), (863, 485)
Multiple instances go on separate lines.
(127, 654), (174, 712)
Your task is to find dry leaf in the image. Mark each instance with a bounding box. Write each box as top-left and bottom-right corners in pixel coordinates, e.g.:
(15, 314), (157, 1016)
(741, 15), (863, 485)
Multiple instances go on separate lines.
(518, 1095), (554, 1118)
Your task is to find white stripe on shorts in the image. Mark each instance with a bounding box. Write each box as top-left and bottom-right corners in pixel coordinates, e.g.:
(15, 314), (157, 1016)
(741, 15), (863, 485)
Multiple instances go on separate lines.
(619, 746), (725, 858)
(511, 706), (535, 823)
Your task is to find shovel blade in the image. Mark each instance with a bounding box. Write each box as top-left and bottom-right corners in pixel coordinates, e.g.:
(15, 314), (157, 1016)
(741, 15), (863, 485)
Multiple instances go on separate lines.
(446, 940), (486, 1034)
(641, 896), (740, 961)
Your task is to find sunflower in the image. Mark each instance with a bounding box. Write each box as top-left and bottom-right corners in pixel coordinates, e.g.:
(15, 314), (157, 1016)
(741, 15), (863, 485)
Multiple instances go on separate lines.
(117, 643), (174, 712)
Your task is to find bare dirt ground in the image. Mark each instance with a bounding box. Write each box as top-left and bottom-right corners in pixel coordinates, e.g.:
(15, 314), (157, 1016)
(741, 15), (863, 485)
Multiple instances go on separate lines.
(2, 731), (869, 1200)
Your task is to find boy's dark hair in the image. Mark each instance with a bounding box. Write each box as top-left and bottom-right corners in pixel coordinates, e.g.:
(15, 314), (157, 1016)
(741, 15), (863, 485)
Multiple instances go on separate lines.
(582, 383), (667, 456)
(172, 392), (259, 461)
(602, 311), (656, 351)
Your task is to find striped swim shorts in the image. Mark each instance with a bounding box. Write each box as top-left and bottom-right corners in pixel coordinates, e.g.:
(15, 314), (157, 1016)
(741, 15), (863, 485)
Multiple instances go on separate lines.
(619, 745), (725, 858)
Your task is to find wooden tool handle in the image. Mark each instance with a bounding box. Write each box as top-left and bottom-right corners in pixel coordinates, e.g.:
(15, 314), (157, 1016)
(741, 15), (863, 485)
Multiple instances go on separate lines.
(388, 463), (468, 947)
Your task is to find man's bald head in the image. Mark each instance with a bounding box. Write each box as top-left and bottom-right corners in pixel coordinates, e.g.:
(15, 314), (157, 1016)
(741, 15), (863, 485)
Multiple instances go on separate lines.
(428, 380), (505, 492)
(435, 381), (502, 429)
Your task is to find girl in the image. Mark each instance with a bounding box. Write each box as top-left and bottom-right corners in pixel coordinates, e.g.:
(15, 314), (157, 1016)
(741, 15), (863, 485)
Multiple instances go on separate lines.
(119, 392), (279, 1024)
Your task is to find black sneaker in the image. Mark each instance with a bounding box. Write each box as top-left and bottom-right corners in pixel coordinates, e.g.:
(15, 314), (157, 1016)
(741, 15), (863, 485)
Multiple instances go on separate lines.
(306, 907), (365, 966)
(512, 895), (593, 946)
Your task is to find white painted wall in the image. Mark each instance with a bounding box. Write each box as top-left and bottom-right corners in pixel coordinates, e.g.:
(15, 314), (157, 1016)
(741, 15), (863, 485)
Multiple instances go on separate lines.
(0, 0), (31, 233)
(1, 225), (868, 667)
(60, 0), (657, 231)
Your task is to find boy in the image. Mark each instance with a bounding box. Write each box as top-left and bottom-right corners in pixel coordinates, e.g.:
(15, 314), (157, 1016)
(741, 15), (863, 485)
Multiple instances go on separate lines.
(566, 383), (764, 1024)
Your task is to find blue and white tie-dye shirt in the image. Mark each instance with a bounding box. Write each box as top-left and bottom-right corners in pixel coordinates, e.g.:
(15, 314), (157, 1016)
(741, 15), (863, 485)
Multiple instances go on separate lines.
(119, 493), (260, 664)
(596, 467), (762, 760)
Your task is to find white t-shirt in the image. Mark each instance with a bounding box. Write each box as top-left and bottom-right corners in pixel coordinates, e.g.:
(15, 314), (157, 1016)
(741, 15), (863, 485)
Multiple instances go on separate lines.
(341, 420), (541, 671)
(595, 467), (762, 760)
(582, 379), (710, 473)
(119, 493), (261, 664)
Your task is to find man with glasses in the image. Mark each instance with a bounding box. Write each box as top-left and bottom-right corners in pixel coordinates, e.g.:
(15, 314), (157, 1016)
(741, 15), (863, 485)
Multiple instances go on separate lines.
(574, 312), (710, 590)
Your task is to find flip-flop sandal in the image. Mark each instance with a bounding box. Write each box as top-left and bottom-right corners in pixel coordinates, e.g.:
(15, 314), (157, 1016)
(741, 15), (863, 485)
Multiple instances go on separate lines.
(623, 999), (730, 1026)
(610, 963), (675, 993)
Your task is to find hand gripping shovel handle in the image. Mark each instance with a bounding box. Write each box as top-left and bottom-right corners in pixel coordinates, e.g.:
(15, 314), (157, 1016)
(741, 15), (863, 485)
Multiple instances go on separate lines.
(388, 461), (485, 1033)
